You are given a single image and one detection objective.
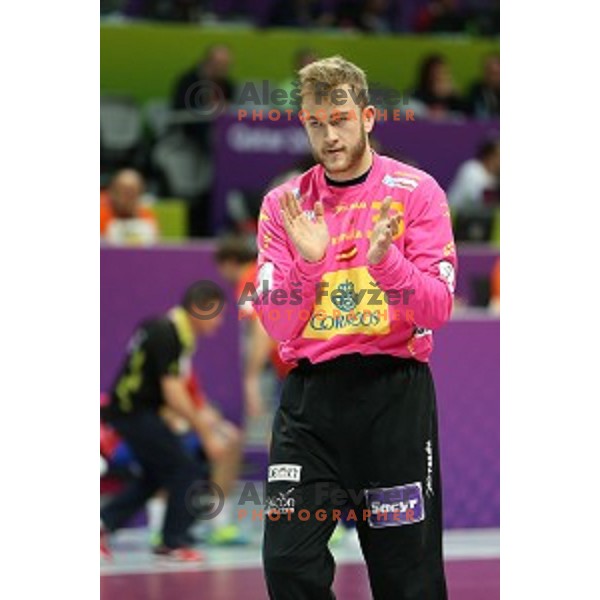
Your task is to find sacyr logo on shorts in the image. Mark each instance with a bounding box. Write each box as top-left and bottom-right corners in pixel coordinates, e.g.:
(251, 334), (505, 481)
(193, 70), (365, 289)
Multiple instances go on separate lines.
(268, 464), (302, 483)
(365, 482), (425, 528)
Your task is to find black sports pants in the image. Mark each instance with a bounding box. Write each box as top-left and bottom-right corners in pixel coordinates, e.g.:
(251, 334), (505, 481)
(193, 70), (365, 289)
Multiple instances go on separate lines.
(263, 353), (447, 600)
(100, 411), (204, 549)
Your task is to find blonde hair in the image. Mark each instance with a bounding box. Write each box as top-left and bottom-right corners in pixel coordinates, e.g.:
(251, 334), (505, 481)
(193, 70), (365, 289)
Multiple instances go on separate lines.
(298, 55), (369, 108)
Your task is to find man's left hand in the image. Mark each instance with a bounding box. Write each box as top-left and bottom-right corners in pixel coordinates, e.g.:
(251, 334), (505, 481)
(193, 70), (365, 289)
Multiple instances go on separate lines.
(367, 196), (401, 265)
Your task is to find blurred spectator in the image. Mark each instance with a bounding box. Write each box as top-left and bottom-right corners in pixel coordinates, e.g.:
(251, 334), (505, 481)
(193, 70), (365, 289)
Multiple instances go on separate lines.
(171, 45), (234, 237)
(168, 0), (203, 22)
(359, 0), (391, 33)
(104, 0), (498, 34)
(269, 0), (333, 28)
(334, 0), (364, 30)
(100, 169), (159, 245)
(119, 0), (203, 22)
(447, 139), (500, 209)
(295, 0), (393, 32)
(410, 54), (466, 119)
(276, 48), (319, 111)
(467, 53), (500, 118)
(489, 257), (500, 313)
(172, 44), (235, 149)
(464, 0), (500, 36)
(415, 0), (466, 33)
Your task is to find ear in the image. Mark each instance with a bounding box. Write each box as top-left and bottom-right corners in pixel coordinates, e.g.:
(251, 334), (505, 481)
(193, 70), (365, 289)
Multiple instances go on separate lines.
(362, 105), (376, 134)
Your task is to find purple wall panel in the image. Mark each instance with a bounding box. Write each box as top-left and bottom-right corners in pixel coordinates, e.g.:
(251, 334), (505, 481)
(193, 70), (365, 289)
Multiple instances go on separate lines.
(431, 318), (499, 528)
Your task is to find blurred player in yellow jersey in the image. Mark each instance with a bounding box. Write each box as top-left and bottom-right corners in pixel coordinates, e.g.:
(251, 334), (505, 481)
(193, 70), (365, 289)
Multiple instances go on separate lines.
(100, 283), (246, 562)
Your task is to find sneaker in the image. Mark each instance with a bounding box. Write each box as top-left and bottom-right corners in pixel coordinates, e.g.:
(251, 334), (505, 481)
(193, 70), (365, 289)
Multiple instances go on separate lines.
(150, 531), (199, 548)
(149, 531), (163, 548)
(153, 546), (204, 563)
(101, 528), (112, 560)
(206, 524), (249, 546)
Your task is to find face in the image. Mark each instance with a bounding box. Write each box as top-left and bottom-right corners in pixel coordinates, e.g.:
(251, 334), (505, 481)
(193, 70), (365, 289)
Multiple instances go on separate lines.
(430, 62), (453, 97)
(301, 84), (374, 178)
(484, 57), (500, 89)
(489, 145), (500, 176)
(207, 47), (232, 78)
(110, 173), (143, 218)
(217, 260), (240, 285)
(296, 52), (318, 71)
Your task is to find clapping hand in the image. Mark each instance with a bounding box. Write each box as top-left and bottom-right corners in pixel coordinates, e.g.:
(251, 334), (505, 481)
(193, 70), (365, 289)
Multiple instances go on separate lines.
(280, 191), (330, 263)
(367, 197), (401, 265)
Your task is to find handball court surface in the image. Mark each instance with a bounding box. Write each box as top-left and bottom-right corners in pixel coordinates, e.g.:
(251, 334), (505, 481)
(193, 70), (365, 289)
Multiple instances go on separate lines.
(101, 527), (499, 599)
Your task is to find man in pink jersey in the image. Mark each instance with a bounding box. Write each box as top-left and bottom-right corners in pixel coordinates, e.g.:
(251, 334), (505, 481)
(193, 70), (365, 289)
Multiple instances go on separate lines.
(255, 56), (456, 600)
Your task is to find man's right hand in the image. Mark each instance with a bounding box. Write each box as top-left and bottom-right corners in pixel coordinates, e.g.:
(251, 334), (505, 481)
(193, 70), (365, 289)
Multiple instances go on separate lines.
(280, 191), (330, 263)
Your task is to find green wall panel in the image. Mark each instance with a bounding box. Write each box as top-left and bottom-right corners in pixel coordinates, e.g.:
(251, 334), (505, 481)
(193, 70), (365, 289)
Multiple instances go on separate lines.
(101, 24), (499, 104)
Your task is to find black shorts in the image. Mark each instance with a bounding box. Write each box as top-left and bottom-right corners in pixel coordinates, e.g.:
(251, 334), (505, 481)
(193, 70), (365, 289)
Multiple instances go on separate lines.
(263, 353), (447, 600)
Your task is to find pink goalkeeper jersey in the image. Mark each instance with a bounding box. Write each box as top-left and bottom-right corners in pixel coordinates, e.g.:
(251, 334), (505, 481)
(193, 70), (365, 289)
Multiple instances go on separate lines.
(253, 152), (457, 365)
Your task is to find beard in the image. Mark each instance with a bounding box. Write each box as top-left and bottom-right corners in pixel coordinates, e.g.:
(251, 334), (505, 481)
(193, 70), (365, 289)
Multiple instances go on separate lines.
(312, 126), (368, 175)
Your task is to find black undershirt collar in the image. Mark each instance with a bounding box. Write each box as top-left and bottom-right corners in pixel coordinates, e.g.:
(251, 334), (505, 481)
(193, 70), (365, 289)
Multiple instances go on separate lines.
(325, 165), (372, 188)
